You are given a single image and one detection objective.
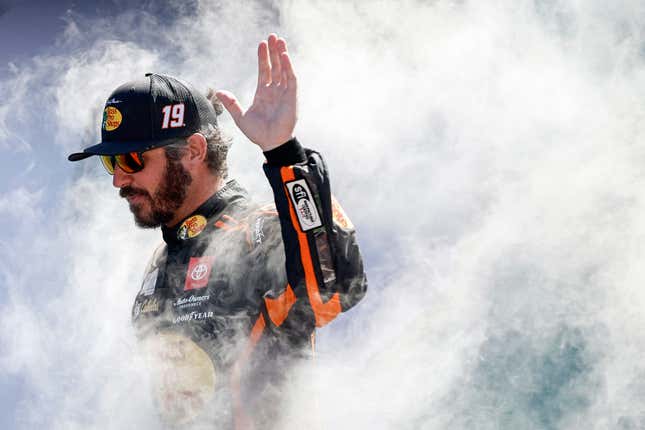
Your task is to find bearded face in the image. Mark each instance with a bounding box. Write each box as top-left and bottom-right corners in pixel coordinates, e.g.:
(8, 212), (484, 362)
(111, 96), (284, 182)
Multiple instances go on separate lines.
(119, 151), (193, 228)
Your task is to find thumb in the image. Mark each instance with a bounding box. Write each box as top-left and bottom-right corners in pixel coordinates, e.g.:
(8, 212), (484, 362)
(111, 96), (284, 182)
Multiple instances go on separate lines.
(214, 90), (244, 123)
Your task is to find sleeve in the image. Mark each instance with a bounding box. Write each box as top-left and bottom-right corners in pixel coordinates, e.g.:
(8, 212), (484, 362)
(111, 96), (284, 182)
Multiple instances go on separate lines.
(261, 138), (368, 328)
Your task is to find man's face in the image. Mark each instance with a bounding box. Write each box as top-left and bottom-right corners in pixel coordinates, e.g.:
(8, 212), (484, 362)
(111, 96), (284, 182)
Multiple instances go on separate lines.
(113, 147), (193, 228)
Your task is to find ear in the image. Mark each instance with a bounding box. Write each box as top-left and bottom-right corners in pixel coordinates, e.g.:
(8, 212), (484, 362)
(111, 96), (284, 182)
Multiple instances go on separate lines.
(184, 133), (207, 165)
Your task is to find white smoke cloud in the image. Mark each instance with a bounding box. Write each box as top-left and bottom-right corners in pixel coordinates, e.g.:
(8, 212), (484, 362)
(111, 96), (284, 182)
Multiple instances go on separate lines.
(0, 187), (42, 220)
(1, 0), (645, 428)
(0, 63), (33, 152)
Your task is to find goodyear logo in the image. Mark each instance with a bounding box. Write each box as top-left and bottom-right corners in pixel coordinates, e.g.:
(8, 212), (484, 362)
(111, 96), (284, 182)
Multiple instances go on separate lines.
(102, 106), (123, 131)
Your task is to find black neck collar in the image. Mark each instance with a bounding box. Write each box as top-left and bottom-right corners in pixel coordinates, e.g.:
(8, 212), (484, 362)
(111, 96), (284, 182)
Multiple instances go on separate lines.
(161, 179), (247, 245)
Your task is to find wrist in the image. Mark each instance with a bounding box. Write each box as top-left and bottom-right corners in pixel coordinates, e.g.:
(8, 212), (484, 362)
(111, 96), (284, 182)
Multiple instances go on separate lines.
(263, 137), (306, 165)
(258, 134), (295, 152)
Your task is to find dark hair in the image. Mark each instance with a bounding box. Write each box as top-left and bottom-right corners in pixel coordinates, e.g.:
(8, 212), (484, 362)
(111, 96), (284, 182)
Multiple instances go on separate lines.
(164, 89), (231, 178)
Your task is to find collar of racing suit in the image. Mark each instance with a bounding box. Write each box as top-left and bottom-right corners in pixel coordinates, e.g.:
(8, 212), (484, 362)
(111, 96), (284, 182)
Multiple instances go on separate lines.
(161, 179), (249, 245)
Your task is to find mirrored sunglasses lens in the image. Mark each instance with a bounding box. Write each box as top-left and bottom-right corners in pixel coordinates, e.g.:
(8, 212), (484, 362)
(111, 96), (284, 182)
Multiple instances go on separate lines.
(100, 155), (115, 174)
(115, 152), (144, 173)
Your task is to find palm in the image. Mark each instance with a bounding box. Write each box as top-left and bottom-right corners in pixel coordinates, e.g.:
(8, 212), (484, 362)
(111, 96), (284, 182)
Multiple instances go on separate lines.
(216, 35), (298, 152)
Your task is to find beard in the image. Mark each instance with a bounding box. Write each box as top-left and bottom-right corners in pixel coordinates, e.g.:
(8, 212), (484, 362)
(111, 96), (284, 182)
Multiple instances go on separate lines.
(119, 155), (193, 228)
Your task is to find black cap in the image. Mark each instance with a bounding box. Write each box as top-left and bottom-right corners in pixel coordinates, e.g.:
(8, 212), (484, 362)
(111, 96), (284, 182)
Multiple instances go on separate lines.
(68, 73), (218, 161)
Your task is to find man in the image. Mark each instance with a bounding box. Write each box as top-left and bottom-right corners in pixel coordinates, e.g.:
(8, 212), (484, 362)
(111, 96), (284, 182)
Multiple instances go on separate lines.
(67, 34), (367, 429)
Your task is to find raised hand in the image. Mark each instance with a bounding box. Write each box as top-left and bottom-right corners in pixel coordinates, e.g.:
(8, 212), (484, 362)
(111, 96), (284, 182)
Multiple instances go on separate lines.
(216, 34), (298, 152)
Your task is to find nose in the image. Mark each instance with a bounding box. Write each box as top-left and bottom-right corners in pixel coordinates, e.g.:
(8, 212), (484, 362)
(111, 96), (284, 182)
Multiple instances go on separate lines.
(112, 165), (133, 188)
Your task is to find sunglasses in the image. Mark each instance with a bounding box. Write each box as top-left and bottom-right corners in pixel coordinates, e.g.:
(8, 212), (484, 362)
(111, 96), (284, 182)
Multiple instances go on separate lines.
(100, 152), (145, 175)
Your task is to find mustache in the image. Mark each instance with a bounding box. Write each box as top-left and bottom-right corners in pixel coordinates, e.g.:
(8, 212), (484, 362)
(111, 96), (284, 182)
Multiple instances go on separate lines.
(119, 186), (150, 199)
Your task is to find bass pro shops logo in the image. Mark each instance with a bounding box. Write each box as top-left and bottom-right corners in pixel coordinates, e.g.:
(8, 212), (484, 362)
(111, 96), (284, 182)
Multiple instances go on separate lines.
(286, 179), (322, 232)
(102, 106), (122, 131)
(177, 215), (207, 240)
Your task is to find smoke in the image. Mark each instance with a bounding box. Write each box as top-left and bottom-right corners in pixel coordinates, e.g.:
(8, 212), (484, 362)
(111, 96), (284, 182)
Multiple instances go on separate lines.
(1, 0), (645, 428)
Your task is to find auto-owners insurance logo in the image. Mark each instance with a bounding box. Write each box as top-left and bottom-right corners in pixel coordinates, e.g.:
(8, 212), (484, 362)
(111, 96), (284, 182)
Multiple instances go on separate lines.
(286, 179), (322, 232)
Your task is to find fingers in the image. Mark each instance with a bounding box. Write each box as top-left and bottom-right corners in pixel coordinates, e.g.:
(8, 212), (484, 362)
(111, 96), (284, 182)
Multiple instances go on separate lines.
(257, 41), (271, 88)
(275, 37), (288, 59)
(280, 51), (297, 88)
(257, 34), (295, 88)
(214, 90), (244, 124)
(268, 34), (282, 86)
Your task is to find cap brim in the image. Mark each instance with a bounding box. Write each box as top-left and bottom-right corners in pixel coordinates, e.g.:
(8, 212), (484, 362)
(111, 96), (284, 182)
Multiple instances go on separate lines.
(67, 138), (182, 162)
(68, 152), (95, 161)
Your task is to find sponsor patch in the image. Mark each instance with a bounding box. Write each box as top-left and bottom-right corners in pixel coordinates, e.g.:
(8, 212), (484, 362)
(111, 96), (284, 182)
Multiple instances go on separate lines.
(331, 195), (354, 230)
(133, 291), (161, 320)
(177, 215), (207, 240)
(253, 216), (265, 245)
(286, 179), (323, 232)
(184, 256), (215, 291)
(172, 311), (214, 324)
(173, 294), (210, 309)
(141, 268), (159, 296)
(140, 297), (161, 314)
(102, 106), (123, 131)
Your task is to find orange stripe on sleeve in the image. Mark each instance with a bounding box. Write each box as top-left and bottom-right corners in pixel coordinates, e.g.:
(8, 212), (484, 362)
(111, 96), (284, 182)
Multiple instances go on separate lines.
(264, 284), (297, 327)
(280, 166), (341, 327)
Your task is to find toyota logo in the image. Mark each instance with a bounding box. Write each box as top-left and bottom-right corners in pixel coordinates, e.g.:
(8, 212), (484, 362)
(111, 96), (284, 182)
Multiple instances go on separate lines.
(190, 263), (209, 281)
